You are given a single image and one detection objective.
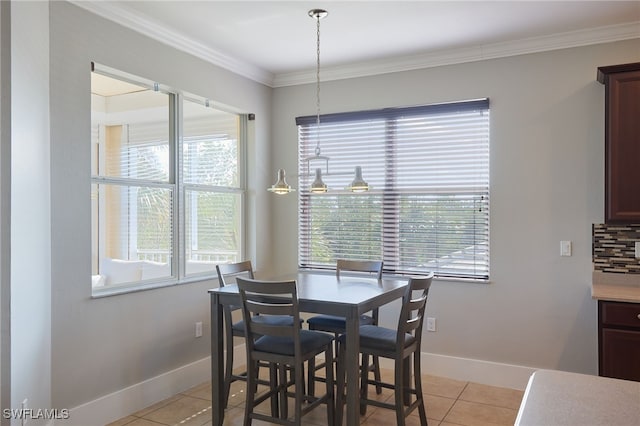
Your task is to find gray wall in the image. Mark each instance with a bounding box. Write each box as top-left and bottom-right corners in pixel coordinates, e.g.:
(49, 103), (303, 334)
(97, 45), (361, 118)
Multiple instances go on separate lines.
(0, 0), (11, 420)
(271, 40), (640, 374)
(8, 0), (639, 415)
(10, 2), (52, 424)
(49, 2), (273, 409)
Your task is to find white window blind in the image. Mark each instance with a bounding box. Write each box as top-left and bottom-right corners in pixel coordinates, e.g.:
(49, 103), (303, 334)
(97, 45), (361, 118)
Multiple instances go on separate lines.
(296, 99), (490, 280)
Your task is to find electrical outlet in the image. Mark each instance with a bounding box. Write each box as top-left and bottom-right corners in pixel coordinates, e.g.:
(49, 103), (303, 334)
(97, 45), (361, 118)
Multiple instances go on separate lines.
(426, 317), (436, 332)
(195, 322), (203, 338)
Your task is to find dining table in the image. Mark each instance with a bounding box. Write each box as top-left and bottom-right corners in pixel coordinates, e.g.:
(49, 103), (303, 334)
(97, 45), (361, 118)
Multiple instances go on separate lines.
(209, 270), (409, 426)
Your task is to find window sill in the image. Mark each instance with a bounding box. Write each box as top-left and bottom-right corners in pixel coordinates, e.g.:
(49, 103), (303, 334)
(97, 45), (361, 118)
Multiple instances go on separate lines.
(91, 274), (218, 299)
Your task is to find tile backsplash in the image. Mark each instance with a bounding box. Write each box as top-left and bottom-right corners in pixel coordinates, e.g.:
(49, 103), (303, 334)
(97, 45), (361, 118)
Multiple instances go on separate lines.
(593, 223), (640, 273)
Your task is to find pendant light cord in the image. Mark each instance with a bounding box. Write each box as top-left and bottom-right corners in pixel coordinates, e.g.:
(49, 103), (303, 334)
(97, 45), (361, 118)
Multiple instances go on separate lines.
(315, 12), (321, 157)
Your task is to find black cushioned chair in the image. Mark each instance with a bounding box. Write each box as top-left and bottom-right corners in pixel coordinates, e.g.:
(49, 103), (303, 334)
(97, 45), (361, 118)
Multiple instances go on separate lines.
(237, 277), (335, 426)
(336, 274), (433, 426)
(216, 261), (294, 408)
(306, 259), (384, 395)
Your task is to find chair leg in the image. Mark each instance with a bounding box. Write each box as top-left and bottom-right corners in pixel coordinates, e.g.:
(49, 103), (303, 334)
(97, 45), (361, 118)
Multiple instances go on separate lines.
(325, 347), (335, 426)
(307, 357), (316, 397)
(294, 362), (304, 426)
(271, 363), (280, 418)
(335, 340), (345, 426)
(299, 362), (306, 398)
(403, 360), (411, 406)
(373, 355), (383, 394)
(224, 330), (234, 408)
(413, 351), (428, 425)
(279, 364), (288, 421)
(394, 356), (406, 426)
(244, 360), (258, 426)
(360, 353), (369, 416)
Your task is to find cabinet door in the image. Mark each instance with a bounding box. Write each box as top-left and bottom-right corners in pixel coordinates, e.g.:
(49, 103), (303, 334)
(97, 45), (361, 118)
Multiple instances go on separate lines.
(600, 328), (640, 381)
(605, 69), (640, 222)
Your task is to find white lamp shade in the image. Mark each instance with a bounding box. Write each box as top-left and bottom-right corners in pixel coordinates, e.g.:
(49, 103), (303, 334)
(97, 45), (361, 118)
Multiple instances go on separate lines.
(310, 168), (328, 193)
(347, 166), (370, 192)
(268, 168), (295, 194)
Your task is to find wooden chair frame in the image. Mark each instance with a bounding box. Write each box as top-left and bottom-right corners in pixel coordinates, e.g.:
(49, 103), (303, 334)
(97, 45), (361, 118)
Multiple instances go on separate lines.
(307, 259), (384, 395)
(238, 277), (335, 426)
(336, 274), (433, 426)
(216, 261), (255, 408)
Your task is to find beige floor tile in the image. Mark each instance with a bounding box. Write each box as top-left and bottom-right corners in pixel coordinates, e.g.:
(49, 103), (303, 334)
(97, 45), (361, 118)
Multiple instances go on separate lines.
(443, 400), (518, 426)
(114, 372), (522, 426)
(132, 394), (184, 418)
(171, 399), (212, 426)
(183, 381), (213, 401)
(363, 384), (395, 403)
(105, 415), (139, 426)
(143, 395), (212, 425)
(226, 381), (248, 408)
(297, 403), (334, 425)
(424, 394), (456, 422)
(113, 419), (166, 426)
(360, 407), (426, 426)
(221, 406), (279, 425)
(378, 366), (395, 383)
(458, 382), (524, 410)
(220, 406), (244, 426)
(178, 410), (213, 426)
(421, 374), (468, 399)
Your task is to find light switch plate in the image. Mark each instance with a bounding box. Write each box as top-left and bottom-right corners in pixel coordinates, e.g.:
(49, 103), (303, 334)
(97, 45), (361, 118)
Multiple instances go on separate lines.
(560, 240), (572, 257)
(426, 317), (436, 332)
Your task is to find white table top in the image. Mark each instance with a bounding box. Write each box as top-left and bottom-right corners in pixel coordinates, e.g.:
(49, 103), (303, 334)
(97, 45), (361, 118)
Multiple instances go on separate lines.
(515, 369), (640, 426)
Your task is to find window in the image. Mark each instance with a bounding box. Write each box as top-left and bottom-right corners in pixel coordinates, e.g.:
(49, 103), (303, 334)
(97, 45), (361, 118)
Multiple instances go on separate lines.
(183, 98), (243, 275)
(297, 99), (489, 280)
(91, 64), (245, 294)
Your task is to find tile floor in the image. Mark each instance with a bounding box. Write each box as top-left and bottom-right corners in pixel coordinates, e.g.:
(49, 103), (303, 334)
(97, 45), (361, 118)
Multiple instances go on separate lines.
(108, 368), (524, 426)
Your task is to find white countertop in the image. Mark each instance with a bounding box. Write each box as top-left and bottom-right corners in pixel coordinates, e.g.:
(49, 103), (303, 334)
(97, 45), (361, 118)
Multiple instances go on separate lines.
(592, 271), (640, 303)
(515, 369), (640, 426)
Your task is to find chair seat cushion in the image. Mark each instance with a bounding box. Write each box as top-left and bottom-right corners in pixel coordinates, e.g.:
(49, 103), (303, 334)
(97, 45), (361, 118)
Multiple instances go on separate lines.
(232, 315), (294, 333)
(307, 314), (374, 331)
(355, 325), (415, 352)
(254, 330), (334, 356)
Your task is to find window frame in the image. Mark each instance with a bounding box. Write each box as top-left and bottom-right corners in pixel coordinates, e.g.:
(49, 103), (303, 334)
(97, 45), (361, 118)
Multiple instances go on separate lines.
(296, 99), (490, 281)
(91, 63), (247, 297)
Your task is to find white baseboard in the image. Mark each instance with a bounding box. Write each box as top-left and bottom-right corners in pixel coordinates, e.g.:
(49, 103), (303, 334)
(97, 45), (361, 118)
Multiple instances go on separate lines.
(348, 352), (534, 391)
(419, 352), (536, 390)
(64, 357), (212, 426)
(64, 347), (534, 425)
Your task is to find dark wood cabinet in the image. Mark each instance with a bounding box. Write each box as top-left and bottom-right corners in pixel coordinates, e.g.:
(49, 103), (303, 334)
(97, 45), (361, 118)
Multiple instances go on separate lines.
(597, 63), (640, 223)
(598, 300), (640, 381)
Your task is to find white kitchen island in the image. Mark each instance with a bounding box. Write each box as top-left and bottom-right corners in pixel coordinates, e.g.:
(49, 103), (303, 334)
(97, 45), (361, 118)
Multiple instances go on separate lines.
(515, 369), (640, 426)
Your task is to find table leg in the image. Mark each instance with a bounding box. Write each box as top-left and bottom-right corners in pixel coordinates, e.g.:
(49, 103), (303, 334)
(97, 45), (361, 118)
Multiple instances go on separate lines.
(344, 309), (360, 426)
(211, 293), (224, 426)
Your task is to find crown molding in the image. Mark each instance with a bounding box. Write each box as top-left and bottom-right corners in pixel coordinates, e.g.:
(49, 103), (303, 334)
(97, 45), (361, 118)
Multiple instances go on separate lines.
(70, 1), (638, 89)
(70, 0), (275, 87)
(272, 21), (640, 87)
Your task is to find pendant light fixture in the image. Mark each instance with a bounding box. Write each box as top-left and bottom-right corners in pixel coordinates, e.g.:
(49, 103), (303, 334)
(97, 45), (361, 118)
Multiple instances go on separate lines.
(347, 165), (369, 192)
(305, 8), (329, 193)
(268, 8), (369, 194)
(268, 168), (295, 194)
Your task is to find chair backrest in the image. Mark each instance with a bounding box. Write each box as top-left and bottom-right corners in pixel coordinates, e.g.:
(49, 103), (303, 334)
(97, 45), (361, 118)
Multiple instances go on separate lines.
(216, 260), (254, 287)
(236, 277), (302, 354)
(397, 274), (433, 348)
(336, 259), (383, 280)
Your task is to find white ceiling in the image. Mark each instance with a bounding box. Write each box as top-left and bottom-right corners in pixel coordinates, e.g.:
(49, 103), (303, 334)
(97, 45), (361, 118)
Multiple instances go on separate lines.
(74, 1), (640, 87)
